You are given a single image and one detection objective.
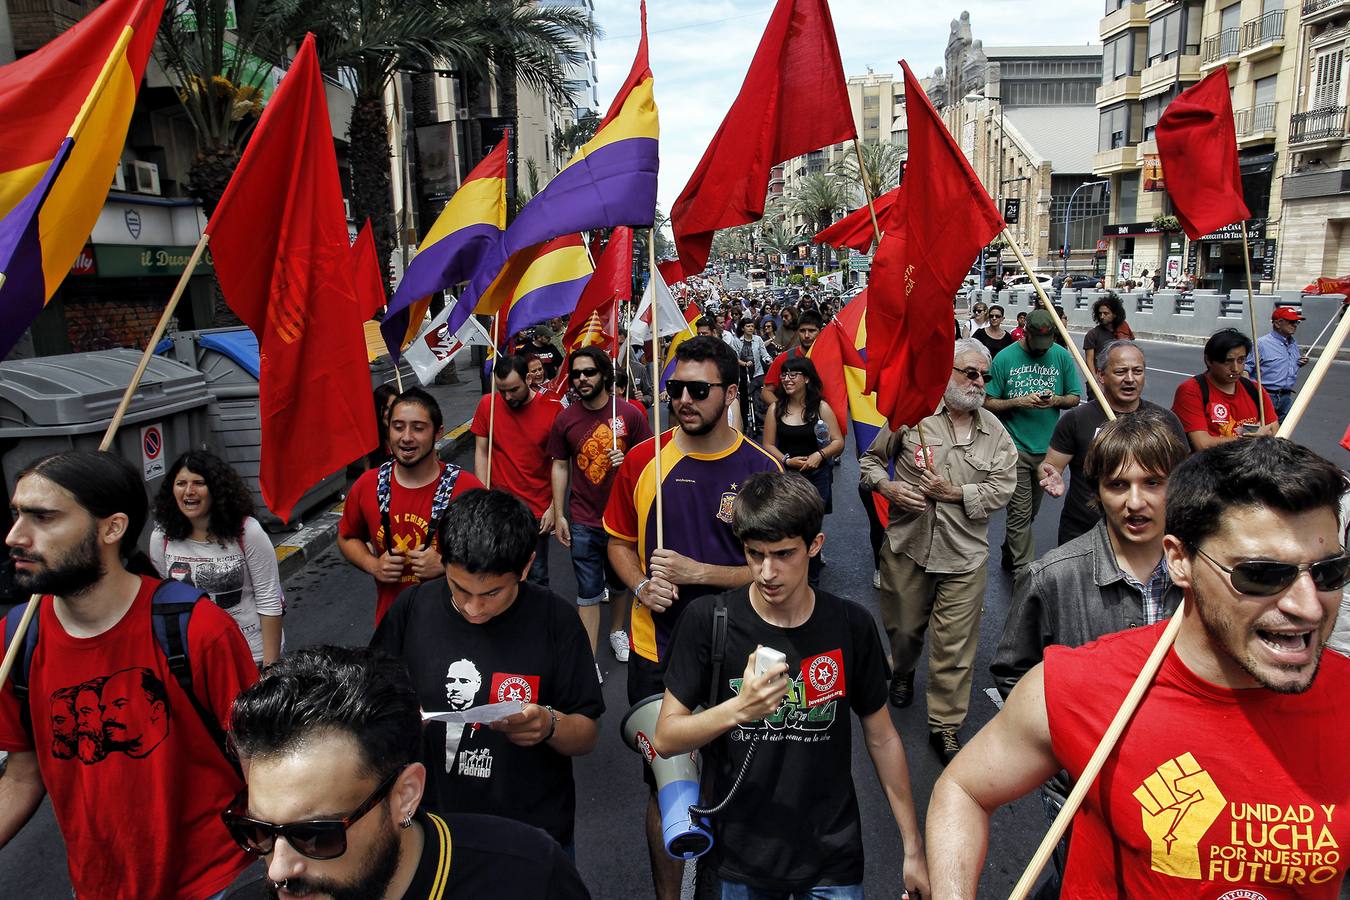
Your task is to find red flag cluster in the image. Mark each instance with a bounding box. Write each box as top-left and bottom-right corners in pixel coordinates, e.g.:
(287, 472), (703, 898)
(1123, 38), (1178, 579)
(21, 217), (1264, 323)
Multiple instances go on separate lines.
(1155, 68), (1250, 240)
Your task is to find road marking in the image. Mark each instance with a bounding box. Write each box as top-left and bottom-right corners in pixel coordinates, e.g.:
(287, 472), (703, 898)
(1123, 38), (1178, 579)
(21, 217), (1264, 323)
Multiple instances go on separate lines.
(1148, 367), (1193, 378)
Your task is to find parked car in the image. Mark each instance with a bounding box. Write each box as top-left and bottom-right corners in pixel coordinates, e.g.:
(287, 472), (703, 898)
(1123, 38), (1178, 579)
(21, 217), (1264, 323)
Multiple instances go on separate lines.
(1006, 273), (1056, 294)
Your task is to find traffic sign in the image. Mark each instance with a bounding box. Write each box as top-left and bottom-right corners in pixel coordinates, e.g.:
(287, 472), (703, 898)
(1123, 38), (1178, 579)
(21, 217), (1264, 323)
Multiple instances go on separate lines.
(1096, 239), (1108, 252)
(141, 423), (164, 481)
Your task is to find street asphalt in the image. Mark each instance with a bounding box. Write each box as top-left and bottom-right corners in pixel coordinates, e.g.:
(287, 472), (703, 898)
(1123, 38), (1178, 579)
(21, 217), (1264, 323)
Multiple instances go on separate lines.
(4, 333), (1349, 898)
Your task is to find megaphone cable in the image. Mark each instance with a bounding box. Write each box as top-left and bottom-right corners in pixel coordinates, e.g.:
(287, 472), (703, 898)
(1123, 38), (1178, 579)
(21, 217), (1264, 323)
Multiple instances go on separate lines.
(688, 727), (763, 818)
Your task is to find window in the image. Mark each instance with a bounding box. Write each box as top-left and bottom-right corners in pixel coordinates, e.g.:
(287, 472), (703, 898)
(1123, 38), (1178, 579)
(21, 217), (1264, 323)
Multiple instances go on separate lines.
(1148, 8), (1182, 65)
(1313, 48), (1344, 110)
(1105, 0), (1129, 11)
(1183, 3), (1202, 56)
(1098, 103), (1138, 150)
(1143, 87), (1179, 140)
(1104, 34), (1133, 82)
(1117, 172), (1140, 221)
(862, 94), (880, 109)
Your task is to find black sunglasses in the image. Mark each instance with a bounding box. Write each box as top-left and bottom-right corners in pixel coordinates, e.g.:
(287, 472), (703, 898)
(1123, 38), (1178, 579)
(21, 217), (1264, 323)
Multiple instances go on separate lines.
(952, 366), (992, 383)
(1194, 546), (1350, 597)
(569, 367), (600, 380)
(667, 379), (728, 401)
(221, 768), (403, 860)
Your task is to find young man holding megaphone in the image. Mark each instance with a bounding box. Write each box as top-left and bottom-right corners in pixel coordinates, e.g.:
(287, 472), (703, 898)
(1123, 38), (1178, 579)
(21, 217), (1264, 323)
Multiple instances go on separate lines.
(651, 471), (929, 899)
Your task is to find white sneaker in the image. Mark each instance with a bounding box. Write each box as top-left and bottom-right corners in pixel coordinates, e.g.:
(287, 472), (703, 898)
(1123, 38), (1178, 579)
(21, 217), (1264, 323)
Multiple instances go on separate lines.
(872, 570), (881, 590)
(609, 631), (630, 663)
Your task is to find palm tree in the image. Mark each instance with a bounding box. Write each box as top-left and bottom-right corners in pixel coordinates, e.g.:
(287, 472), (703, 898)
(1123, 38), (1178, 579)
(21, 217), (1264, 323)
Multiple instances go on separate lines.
(833, 140), (904, 206)
(787, 174), (851, 272)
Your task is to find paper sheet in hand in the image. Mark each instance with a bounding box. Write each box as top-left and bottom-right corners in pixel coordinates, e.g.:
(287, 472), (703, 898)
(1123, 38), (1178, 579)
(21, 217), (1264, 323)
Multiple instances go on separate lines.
(421, 700), (527, 726)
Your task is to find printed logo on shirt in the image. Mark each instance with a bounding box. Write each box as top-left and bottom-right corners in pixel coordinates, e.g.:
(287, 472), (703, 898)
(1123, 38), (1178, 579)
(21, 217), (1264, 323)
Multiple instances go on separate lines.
(611, 416), (628, 438)
(49, 668), (171, 764)
(1216, 891), (1269, 900)
(457, 747), (494, 779)
(717, 490), (737, 525)
(913, 445), (934, 470)
(729, 673), (837, 741)
(445, 658), (482, 711)
(491, 672), (540, 704)
(376, 511), (435, 583)
(1132, 752), (1343, 887)
(577, 421), (620, 485)
(1211, 402), (1230, 422)
(801, 650), (846, 708)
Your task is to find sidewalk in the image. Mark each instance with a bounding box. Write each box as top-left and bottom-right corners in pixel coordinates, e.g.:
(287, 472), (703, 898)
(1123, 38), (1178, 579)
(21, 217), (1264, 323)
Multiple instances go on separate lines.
(268, 356), (484, 581)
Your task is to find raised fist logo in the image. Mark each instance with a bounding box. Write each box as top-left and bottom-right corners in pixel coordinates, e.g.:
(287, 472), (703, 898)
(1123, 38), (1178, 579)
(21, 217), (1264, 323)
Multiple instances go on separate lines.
(1132, 753), (1226, 879)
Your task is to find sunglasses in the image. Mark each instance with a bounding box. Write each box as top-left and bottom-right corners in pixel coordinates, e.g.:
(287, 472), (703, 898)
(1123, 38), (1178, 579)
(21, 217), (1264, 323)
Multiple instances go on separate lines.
(988, 313), (1004, 320)
(1194, 546), (1350, 597)
(221, 768), (402, 860)
(569, 367), (600, 380)
(667, 380), (728, 401)
(952, 366), (992, 383)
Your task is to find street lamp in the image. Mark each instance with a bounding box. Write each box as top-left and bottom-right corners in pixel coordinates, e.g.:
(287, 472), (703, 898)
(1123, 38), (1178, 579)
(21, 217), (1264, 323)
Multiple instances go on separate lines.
(1061, 179), (1109, 276)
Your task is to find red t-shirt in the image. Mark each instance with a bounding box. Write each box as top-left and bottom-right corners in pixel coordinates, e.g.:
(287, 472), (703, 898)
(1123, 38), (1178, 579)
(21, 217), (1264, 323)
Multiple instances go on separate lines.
(470, 393), (561, 516)
(545, 398), (653, 528)
(0, 576), (257, 899)
(1171, 375), (1278, 439)
(339, 463), (483, 624)
(1046, 624), (1350, 897)
(763, 345), (807, 389)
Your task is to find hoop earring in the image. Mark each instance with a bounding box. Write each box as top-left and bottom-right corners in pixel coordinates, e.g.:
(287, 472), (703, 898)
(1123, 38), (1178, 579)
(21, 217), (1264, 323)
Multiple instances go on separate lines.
(401, 814), (413, 829)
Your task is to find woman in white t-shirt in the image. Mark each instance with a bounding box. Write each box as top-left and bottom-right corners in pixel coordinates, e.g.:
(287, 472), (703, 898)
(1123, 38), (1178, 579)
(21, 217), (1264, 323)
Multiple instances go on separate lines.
(150, 450), (283, 666)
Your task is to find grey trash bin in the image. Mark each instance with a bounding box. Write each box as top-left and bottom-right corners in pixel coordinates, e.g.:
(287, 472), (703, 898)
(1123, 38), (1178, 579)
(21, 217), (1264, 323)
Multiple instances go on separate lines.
(165, 327), (346, 533)
(0, 349), (213, 604)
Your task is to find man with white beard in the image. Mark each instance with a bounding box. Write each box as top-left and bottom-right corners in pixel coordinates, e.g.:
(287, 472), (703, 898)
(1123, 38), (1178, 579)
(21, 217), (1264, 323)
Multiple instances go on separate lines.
(859, 339), (1019, 765)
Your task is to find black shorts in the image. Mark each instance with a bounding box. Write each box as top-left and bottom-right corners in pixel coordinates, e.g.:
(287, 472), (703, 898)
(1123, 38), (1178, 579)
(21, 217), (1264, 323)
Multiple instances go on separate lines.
(628, 653), (667, 791)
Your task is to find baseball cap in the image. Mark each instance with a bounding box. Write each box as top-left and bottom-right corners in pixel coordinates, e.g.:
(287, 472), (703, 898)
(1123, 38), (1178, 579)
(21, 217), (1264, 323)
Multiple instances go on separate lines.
(1025, 309), (1056, 351)
(1272, 306), (1305, 322)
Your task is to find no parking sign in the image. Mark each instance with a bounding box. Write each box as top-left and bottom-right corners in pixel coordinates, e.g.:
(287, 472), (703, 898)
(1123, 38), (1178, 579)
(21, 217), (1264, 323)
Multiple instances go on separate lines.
(141, 423), (164, 481)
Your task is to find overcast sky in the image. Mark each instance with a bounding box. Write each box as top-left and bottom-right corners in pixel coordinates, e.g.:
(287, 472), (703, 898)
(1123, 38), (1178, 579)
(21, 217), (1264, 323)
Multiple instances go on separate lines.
(589, 1), (1101, 214)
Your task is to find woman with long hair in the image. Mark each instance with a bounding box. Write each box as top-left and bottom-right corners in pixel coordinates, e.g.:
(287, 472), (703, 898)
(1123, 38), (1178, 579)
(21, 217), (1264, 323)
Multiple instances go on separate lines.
(1083, 293), (1135, 372)
(965, 301), (990, 338)
(150, 450), (283, 666)
(762, 357), (845, 586)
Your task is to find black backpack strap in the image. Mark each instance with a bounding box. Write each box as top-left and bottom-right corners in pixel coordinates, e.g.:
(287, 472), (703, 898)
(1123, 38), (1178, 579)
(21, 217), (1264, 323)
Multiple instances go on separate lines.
(4, 600), (42, 742)
(1193, 372), (1209, 409)
(1237, 376), (1261, 409)
(707, 594), (729, 710)
(420, 464), (463, 551)
(149, 580), (242, 777)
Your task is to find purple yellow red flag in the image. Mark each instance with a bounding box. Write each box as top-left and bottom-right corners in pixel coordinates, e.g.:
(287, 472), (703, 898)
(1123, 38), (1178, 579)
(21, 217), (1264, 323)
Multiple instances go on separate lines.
(206, 35), (376, 521)
(475, 234), (594, 345)
(0, 0), (164, 357)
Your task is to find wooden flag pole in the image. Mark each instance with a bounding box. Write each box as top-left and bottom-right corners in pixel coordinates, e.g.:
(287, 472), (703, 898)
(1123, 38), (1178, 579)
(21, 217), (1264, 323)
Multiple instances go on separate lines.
(648, 230), (665, 549)
(1277, 299), (1350, 437)
(610, 299), (620, 450)
(0, 229), (211, 693)
(1239, 220), (1266, 427)
(852, 138), (884, 246)
(393, 364), (404, 394)
(486, 310), (500, 489)
(1002, 229), (1116, 421)
(1010, 602), (1187, 899)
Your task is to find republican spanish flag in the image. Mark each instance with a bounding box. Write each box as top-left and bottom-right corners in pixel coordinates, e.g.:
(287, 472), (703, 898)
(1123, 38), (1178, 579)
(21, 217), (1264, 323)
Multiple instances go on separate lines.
(477, 234), (594, 344)
(383, 138), (508, 358)
(809, 290), (885, 449)
(0, 0), (164, 357)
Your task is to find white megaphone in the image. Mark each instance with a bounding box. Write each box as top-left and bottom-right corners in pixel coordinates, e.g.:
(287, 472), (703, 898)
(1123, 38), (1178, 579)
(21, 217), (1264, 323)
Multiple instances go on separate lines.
(620, 694), (714, 860)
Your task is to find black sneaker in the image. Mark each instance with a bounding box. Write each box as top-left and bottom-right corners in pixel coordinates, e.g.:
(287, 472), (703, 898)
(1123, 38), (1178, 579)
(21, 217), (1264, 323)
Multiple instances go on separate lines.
(888, 672), (914, 708)
(929, 728), (962, 766)
(1000, 545), (1015, 572)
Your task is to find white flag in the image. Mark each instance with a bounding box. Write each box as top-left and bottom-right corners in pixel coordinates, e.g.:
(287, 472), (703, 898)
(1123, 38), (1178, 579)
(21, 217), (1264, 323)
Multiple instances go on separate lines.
(404, 303), (492, 386)
(627, 268), (687, 343)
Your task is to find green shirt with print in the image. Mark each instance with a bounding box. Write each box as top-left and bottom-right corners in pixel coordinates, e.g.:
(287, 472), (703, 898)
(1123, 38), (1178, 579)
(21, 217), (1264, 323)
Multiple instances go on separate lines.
(985, 342), (1081, 454)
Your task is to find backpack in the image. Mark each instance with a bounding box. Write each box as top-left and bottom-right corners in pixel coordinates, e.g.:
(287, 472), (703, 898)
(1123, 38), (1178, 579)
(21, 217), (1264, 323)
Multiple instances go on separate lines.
(4, 579), (238, 773)
(375, 459), (463, 553)
(1192, 373), (1261, 417)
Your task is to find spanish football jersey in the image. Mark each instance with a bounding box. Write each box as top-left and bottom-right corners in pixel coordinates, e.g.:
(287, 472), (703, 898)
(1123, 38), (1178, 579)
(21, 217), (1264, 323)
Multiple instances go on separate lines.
(603, 430), (781, 663)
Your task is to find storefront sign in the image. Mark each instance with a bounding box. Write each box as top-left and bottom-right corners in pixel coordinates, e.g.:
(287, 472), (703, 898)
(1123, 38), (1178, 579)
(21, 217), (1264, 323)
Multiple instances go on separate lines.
(70, 246), (96, 276)
(1198, 219), (1265, 242)
(92, 244), (213, 278)
(1104, 222), (1164, 238)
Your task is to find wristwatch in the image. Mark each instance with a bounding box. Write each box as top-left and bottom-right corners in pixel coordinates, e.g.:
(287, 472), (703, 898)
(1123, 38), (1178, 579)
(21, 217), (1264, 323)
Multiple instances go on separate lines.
(542, 705), (559, 743)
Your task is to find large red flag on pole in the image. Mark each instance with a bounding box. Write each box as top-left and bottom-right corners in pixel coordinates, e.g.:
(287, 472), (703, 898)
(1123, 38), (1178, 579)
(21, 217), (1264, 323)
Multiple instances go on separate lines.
(865, 62), (1004, 429)
(206, 34), (376, 520)
(1155, 68), (1250, 240)
(814, 187), (899, 253)
(661, 0), (855, 284)
(561, 226), (633, 353)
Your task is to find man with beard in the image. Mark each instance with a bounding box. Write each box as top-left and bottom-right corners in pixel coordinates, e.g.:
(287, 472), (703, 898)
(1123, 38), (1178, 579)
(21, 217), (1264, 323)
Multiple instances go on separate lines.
(604, 335), (781, 900)
(927, 438), (1350, 897)
(47, 686), (79, 760)
(984, 308), (1082, 575)
(548, 348), (652, 670)
(0, 450), (257, 899)
(1038, 340), (1189, 545)
(860, 339), (1018, 764)
(341, 388), (483, 626)
(225, 645), (589, 900)
(472, 355), (563, 585)
(99, 667), (171, 758)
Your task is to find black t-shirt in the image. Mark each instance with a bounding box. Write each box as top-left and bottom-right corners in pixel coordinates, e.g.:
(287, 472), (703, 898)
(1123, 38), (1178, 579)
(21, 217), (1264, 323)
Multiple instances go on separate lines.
(1047, 399), (1189, 543)
(371, 579), (605, 845)
(408, 810), (590, 899)
(972, 326), (1016, 358)
(662, 588), (890, 891)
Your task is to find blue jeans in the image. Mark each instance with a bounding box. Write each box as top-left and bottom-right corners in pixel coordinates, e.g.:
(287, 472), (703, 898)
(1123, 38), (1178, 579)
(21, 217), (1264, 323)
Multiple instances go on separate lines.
(570, 522), (622, 604)
(1271, 389), (1294, 421)
(528, 532), (550, 586)
(721, 882), (864, 900)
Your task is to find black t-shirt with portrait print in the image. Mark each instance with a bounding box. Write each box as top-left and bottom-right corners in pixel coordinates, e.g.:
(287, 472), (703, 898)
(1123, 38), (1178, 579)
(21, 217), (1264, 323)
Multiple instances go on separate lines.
(371, 579), (604, 847)
(662, 587), (891, 892)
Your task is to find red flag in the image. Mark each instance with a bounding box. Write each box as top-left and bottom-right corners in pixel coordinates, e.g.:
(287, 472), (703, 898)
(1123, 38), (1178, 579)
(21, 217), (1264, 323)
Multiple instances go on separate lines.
(562, 226), (632, 353)
(662, 0), (855, 283)
(865, 62), (1004, 430)
(814, 189), (899, 253)
(1155, 68), (1250, 240)
(206, 35), (376, 520)
(351, 219), (386, 320)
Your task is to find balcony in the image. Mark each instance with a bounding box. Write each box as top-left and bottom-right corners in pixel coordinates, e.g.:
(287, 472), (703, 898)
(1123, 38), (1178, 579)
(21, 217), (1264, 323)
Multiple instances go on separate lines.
(1289, 105), (1349, 150)
(1234, 103), (1278, 146)
(1097, 76), (1141, 106)
(1303, 0), (1350, 26)
(1201, 29), (1241, 70)
(1240, 10), (1285, 62)
(1139, 54), (1201, 97)
(1100, 2), (1148, 39)
(1094, 145), (1139, 175)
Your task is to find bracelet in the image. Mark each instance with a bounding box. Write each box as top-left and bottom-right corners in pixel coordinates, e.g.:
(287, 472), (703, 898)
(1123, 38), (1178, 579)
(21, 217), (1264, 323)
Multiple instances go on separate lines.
(634, 578), (651, 602)
(542, 705), (558, 742)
